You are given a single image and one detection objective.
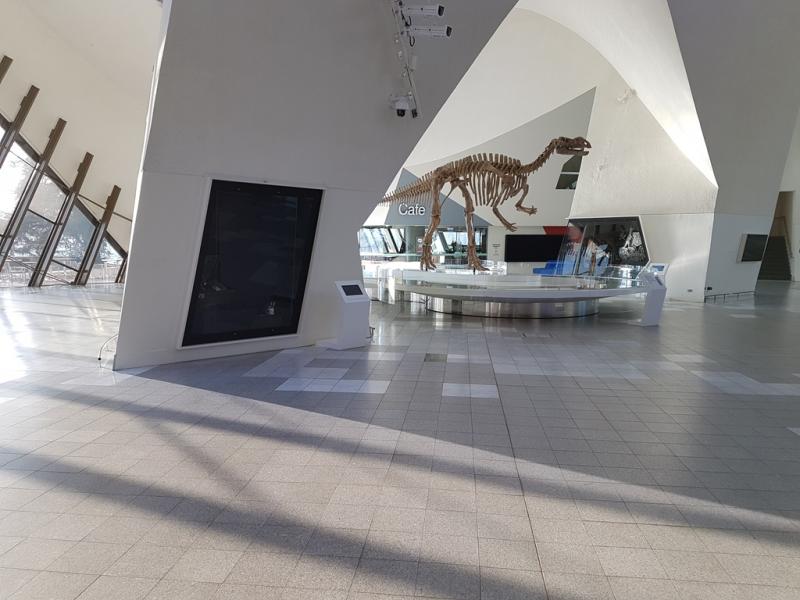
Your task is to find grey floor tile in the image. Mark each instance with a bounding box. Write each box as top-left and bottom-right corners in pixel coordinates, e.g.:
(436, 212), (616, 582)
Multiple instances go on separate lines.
(211, 584), (282, 600)
(0, 568), (37, 600)
(165, 549), (242, 583)
(362, 530), (421, 560)
(595, 546), (668, 578)
(8, 571), (96, 600)
(654, 549), (732, 583)
(714, 553), (795, 586)
(76, 576), (157, 600)
(48, 541), (130, 574)
(478, 538), (538, 570)
(0, 538), (75, 570)
(479, 568), (545, 600)
(415, 562), (479, 599)
(143, 580), (221, 600)
(350, 559), (417, 595)
(421, 533), (478, 565)
(226, 551), (298, 587)
(105, 542), (185, 578)
(542, 572), (614, 600)
(476, 514), (532, 540)
(423, 511), (477, 537)
(4, 285), (800, 600)
(584, 521), (649, 548)
(536, 543), (602, 575)
(370, 507), (425, 533)
(608, 576), (679, 600)
(83, 517), (157, 546)
(287, 556), (358, 590)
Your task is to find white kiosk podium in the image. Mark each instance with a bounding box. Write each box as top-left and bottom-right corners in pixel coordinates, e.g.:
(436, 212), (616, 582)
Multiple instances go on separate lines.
(638, 263), (668, 327)
(317, 280), (371, 350)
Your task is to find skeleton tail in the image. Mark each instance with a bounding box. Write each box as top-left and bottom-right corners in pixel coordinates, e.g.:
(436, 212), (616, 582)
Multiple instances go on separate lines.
(381, 172), (436, 206)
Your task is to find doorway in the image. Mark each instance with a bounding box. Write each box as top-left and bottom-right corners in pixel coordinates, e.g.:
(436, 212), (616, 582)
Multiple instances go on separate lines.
(758, 191), (794, 281)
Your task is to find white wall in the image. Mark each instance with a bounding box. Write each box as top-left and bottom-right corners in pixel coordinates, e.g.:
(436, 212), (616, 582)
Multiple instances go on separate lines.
(667, 0), (800, 296)
(668, 0), (800, 218)
(518, 0), (715, 185)
(782, 109), (800, 193)
(639, 213), (715, 298)
(405, 9), (607, 166)
(704, 215), (772, 294)
(0, 0), (161, 247)
(562, 57), (716, 301)
(780, 111), (800, 281)
(115, 0), (517, 369)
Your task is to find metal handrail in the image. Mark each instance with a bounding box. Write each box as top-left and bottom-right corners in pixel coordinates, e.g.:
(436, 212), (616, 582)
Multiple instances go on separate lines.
(0, 255), (72, 286)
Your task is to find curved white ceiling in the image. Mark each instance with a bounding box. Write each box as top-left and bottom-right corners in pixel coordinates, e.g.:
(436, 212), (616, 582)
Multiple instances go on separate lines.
(405, 9), (608, 166)
(517, 0), (716, 186)
(25, 0), (162, 96)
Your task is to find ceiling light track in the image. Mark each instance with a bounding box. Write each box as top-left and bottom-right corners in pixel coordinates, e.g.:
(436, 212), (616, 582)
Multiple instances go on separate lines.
(388, 1), (452, 119)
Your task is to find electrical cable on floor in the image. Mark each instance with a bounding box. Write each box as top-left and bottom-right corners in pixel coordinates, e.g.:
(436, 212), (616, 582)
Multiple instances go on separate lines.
(97, 334), (118, 361)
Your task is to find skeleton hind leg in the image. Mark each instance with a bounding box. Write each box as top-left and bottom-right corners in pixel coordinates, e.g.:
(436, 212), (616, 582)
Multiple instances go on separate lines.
(457, 183), (488, 272)
(420, 187), (442, 271)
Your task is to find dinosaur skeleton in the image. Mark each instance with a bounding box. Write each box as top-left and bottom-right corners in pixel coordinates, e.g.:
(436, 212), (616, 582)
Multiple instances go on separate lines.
(382, 136), (591, 271)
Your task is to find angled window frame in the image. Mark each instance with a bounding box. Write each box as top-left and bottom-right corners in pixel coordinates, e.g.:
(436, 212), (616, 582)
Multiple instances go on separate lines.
(0, 108), (128, 286)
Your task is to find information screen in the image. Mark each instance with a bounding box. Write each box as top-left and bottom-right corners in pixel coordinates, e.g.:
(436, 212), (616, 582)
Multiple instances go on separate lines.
(183, 180), (322, 346)
(342, 284), (363, 297)
(504, 235), (563, 262)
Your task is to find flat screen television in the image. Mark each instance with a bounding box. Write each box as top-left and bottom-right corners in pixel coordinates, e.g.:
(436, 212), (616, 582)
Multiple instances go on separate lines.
(504, 234), (563, 262)
(183, 180), (322, 346)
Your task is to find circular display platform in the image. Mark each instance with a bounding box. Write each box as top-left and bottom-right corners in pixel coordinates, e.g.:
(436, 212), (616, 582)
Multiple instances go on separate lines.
(425, 296), (600, 318)
(368, 266), (651, 319)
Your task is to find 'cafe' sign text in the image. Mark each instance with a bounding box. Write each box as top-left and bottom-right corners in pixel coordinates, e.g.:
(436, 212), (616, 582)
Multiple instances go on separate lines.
(398, 203), (426, 216)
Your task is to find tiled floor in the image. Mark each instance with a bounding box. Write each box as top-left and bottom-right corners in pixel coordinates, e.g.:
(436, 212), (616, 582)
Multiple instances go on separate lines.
(1, 282), (800, 599)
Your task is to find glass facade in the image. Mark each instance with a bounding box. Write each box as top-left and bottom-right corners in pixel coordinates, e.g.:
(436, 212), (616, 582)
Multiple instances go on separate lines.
(0, 117), (128, 287)
(10, 210), (51, 262)
(52, 207), (94, 269)
(0, 143), (35, 234)
(29, 175), (66, 222)
(359, 225), (487, 266)
(88, 238), (123, 284)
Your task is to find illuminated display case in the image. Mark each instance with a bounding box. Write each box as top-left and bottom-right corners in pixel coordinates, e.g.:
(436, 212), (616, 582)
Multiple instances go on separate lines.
(554, 217), (649, 276)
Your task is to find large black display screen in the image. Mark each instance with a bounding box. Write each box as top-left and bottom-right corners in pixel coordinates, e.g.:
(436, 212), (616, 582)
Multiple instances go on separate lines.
(740, 234), (768, 262)
(504, 234), (563, 262)
(182, 180), (322, 346)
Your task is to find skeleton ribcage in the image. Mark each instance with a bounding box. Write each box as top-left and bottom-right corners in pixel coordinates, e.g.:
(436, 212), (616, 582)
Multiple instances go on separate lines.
(462, 157), (522, 207)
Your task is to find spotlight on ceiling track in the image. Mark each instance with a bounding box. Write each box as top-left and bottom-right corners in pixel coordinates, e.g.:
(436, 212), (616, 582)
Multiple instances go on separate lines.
(387, 1), (452, 119)
(407, 25), (452, 38)
(401, 4), (445, 17)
